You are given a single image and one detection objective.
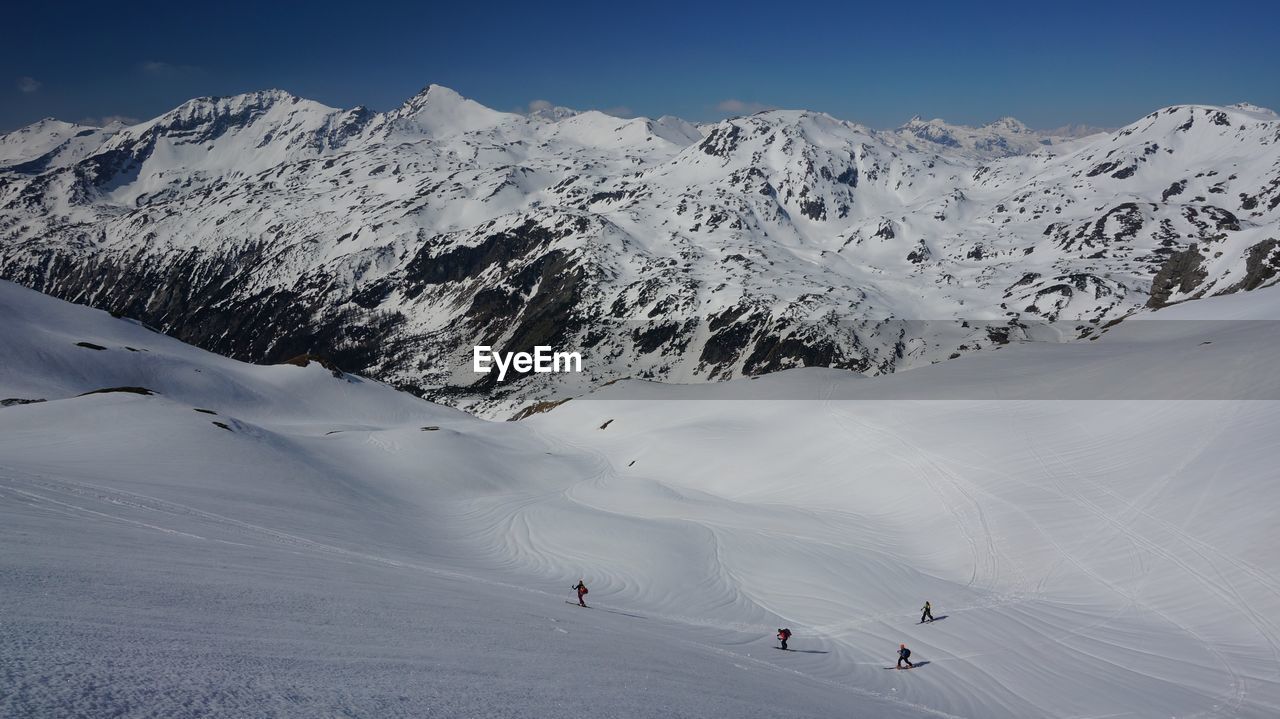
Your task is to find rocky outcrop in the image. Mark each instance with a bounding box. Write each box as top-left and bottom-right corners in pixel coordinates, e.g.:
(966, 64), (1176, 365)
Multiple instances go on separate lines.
(1148, 245), (1208, 308)
(1226, 239), (1280, 292)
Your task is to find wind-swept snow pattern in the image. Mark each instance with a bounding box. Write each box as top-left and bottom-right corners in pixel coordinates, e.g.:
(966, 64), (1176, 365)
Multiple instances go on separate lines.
(1, 88), (1278, 414)
(3, 279), (1279, 717)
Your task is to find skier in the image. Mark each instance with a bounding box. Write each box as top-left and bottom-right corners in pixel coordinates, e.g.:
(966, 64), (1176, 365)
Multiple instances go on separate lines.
(777, 627), (792, 650)
(572, 580), (589, 607)
(897, 643), (914, 669)
(921, 600), (934, 623)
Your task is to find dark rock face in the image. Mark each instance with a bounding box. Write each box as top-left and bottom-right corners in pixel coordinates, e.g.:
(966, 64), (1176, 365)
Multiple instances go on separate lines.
(1004, 272), (1041, 297)
(1, 244), (408, 385)
(907, 240), (932, 264)
(1228, 239), (1280, 292)
(632, 321), (687, 355)
(1162, 180), (1187, 202)
(800, 196), (827, 221)
(698, 125), (744, 158)
(280, 354), (346, 378)
(489, 252), (587, 370)
(1148, 245), (1208, 308)
(402, 220), (555, 298)
(78, 386), (156, 396)
(700, 316), (760, 367)
(1, 398), (47, 406)
(985, 326), (1012, 345)
(1111, 164), (1138, 179)
(743, 334), (838, 375)
(1087, 161), (1121, 177)
(1092, 203), (1144, 243)
(742, 329), (869, 375)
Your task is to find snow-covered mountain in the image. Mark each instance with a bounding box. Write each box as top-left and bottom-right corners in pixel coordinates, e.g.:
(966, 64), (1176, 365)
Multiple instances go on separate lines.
(1, 87), (1278, 415)
(4, 278), (1278, 718)
(892, 114), (1095, 159)
(0, 117), (124, 173)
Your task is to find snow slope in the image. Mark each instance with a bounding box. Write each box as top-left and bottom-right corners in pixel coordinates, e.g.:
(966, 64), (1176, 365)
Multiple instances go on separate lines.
(3, 279), (1279, 717)
(520, 296), (1280, 718)
(0, 281), (926, 718)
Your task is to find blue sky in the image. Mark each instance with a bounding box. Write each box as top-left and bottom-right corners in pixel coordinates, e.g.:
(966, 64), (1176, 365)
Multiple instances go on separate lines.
(4, 0), (1277, 132)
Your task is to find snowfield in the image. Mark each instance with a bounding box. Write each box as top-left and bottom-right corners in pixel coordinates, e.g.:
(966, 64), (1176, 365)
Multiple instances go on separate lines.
(2, 279), (1279, 718)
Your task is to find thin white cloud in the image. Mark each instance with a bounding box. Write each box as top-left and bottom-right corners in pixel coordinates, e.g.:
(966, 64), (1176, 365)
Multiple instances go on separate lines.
(17, 76), (41, 93)
(139, 61), (200, 77)
(527, 99), (554, 112)
(80, 115), (141, 128)
(715, 99), (774, 116)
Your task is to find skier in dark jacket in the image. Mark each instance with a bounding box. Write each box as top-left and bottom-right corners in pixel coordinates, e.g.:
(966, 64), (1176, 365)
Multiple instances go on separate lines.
(921, 601), (934, 623)
(572, 580), (589, 607)
(897, 643), (914, 669)
(777, 628), (792, 650)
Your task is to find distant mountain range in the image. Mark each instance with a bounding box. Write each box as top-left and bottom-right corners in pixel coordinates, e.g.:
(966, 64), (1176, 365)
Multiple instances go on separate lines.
(2, 86), (1277, 415)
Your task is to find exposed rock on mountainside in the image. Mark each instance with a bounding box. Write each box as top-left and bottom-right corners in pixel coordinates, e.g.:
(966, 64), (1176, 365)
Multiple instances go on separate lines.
(1148, 245), (1209, 308)
(1231, 238), (1280, 292)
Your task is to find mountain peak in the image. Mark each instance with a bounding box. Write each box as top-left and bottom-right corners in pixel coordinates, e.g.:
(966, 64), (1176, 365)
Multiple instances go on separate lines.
(985, 116), (1029, 133)
(526, 101), (580, 122)
(155, 89), (323, 128)
(904, 114), (945, 125)
(184, 88), (302, 108)
(6, 117), (78, 135)
(893, 114), (1082, 158)
(398, 84), (471, 113)
(1226, 102), (1279, 120)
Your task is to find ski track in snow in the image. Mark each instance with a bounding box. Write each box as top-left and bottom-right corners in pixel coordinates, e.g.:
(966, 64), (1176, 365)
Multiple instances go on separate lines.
(514, 394), (1280, 718)
(3, 279), (1280, 717)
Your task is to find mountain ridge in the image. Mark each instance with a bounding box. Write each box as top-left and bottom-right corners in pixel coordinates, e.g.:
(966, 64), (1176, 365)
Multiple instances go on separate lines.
(1, 86), (1277, 415)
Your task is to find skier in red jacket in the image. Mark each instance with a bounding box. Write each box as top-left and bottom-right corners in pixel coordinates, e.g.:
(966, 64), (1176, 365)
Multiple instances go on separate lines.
(572, 580), (589, 607)
(777, 628), (792, 650)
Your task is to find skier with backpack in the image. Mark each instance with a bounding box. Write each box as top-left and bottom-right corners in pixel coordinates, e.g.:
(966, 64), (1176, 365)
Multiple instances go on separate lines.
(921, 600), (934, 623)
(897, 643), (914, 669)
(777, 628), (792, 650)
(572, 580), (589, 607)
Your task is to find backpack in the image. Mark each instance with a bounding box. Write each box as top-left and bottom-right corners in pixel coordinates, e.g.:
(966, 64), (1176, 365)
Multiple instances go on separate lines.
(779, 628), (791, 640)
(901, 647), (911, 659)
